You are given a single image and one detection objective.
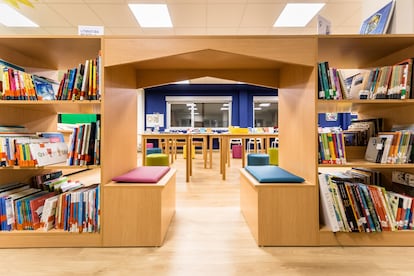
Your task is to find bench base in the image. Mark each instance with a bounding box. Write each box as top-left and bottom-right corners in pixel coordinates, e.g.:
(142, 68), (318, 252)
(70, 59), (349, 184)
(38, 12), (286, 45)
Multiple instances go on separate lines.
(103, 168), (176, 246)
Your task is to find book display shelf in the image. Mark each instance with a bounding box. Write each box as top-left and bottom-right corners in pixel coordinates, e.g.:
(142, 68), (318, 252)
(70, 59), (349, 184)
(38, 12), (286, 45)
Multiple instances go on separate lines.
(3, 34), (414, 248)
(0, 37), (102, 247)
(318, 35), (414, 246)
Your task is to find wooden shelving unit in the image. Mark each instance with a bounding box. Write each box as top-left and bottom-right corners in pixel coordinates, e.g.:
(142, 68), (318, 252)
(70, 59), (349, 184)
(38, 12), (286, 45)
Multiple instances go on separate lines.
(3, 34), (414, 247)
(317, 35), (414, 246)
(0, 37), (102, 247)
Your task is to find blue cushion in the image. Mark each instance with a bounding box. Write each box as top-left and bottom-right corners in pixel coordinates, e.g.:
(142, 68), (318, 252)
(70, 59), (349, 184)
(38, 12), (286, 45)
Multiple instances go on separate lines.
(245, 165), (305, 183)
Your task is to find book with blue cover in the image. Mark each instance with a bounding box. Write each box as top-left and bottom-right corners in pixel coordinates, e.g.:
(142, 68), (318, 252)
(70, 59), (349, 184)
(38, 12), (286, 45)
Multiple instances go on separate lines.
(360, 1), (395, 35)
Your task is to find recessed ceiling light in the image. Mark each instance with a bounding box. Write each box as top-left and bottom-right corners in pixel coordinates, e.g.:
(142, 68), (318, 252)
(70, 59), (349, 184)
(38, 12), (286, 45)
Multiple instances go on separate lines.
(0, 4), (38, 27)
(274, 3), (325, 27)
(259, 103), (271, 107)
(128, 4), (173, 28)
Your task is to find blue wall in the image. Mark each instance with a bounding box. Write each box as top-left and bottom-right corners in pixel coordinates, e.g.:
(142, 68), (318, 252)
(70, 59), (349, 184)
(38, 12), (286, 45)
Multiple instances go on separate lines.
(144, 84), (277, 130)
(318, 113), (356, 130)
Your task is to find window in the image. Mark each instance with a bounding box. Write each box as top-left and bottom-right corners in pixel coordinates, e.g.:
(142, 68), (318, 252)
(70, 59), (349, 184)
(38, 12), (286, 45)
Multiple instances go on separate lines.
(166, 96), (231, 129)
(253, 96), (278, 127)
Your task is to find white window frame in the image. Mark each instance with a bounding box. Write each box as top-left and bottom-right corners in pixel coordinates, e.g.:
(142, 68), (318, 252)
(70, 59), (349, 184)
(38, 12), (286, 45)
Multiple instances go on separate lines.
(166, 96), (232, 130)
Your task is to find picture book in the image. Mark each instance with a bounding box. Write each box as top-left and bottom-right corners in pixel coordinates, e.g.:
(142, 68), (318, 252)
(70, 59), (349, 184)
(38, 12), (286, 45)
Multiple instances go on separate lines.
(360, 1), (395, 35)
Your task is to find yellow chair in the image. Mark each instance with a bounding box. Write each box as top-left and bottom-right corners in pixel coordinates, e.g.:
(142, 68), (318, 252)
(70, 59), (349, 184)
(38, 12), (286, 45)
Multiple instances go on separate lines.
(183, 144), (196, 159)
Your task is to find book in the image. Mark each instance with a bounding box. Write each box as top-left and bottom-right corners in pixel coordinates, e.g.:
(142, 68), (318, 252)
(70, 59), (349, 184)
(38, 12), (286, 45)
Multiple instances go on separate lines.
(39, 195), (59, 231)
(32, 75), (57, 100)
(360, 0), (395, 35)
(365, 137), (384, 163)
(333, 179), (360, 232)
(29, 192), (57, 230)
(318, 174), (341, 232)
(29, 141), (68, 166)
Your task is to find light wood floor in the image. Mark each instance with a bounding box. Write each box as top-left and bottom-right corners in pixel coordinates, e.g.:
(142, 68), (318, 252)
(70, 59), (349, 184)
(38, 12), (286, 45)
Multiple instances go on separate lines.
(2, 152), (414, 275)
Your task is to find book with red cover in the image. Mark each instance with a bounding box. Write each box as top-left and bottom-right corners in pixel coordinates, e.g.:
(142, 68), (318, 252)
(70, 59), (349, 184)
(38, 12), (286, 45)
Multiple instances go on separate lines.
(29, 192), (57, 230)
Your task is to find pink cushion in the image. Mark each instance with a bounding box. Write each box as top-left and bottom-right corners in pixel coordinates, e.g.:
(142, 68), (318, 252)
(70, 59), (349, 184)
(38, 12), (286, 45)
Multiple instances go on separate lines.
(112, 166), (170, 183)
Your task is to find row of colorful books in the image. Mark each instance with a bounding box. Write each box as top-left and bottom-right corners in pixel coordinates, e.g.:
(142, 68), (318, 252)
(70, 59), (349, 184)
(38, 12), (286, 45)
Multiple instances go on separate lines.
(318, 58), (413, 100)
(0, 171), (100, 232)
(319, 171), (414, 233)
(365, 130), (414, 164)
(66, 120), (101, 166)
(0, 54), (100, 101)
(56, 55), (101, 101)
(318, 127), (347, 165)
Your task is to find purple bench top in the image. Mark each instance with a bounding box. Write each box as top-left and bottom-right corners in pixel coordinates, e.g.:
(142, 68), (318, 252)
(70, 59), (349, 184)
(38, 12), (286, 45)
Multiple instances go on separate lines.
(112, 166), (170, 183)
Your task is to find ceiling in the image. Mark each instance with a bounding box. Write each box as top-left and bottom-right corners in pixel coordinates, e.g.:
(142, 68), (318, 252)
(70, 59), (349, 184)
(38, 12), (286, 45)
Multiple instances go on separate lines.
(0, 0), (363, 36)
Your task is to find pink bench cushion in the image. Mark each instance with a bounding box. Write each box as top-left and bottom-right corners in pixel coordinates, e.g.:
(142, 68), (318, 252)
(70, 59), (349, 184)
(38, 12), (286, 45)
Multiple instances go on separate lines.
(112, 166), (170, 183)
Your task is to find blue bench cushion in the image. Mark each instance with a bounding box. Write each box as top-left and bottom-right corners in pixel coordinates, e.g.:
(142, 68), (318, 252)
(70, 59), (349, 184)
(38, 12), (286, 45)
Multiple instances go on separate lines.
(245, 165), (305, 183)
(112, 166), (170, 183)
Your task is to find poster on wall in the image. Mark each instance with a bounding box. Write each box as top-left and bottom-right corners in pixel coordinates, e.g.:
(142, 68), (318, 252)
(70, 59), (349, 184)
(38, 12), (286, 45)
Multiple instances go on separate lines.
(359, 0), (395, 34)
(146, 113), (164, 127)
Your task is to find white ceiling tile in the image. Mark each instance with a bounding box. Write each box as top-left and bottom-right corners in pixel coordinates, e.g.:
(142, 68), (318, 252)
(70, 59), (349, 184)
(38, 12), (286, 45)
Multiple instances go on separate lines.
(19, 4), (71, 27)
(47, 3), (105, 26)
(175, 27), (207, 35)
(88, 4), (138, 27)
(167, 0), (207, 3)
(207, 27), (239, 35)
(320, 2), (362, 27)
(141, 28), (175, 35)
(207, 4), (246, 27)
(41, 27), (79, 35)
(237, 27), (272, 35)
(106, 27), (145, 35)
(240, 4), (284, 27)
(169, 4), (207, 27)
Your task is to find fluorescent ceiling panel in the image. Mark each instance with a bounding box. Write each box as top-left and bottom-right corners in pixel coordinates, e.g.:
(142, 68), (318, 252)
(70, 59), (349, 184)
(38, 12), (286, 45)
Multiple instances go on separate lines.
(0, 4), (38, 27)
(274, 3), (325, 27)
(128, 4), (172, 28)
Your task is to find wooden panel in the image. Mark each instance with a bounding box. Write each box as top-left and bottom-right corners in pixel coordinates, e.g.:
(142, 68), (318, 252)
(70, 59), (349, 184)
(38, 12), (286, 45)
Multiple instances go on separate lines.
(101, 66), (137, 184)
(279, 64), (317, 182)
(320, 230), (414, 246)
(103, 169), (176, 247)
(258, 184), (318, 246)
(0, 232), (101, 248)
(136, 69), (279, 89)
(240, 170), (259, 243)
(318, 35), (414, 68)
(104, 36), (316, 68)
(240, 169), (318, 246)
(0, 36), (101, 70)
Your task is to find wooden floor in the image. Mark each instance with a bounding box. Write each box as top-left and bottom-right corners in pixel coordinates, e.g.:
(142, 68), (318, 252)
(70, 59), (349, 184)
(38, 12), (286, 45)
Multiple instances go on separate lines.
(3, 151), (414, 275)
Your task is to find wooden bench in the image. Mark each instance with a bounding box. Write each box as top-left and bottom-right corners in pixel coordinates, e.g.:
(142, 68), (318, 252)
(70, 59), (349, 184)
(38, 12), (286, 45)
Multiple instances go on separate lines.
(103, 168), (176, 246)
(239, 167), (317, 246)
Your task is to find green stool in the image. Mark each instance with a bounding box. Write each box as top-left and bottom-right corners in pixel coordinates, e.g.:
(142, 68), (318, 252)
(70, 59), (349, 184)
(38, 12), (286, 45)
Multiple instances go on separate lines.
(268, 147), (279, 165)
(146, 153), (169, 166)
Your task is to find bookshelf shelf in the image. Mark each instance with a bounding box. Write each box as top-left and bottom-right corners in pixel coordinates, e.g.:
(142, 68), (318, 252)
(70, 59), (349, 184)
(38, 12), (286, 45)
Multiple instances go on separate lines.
(318, 162), (414, 169)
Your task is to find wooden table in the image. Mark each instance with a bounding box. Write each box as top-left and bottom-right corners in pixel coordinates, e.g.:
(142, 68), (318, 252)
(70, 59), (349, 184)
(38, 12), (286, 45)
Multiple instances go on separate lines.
(141, 133), (192, 182)
(219, 133), (278, 180)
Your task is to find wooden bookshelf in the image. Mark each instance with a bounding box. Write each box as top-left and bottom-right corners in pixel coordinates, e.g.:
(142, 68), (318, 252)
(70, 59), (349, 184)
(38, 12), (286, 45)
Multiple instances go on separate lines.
(317, 35), (414, 246)
(0, 37), (102, 247)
